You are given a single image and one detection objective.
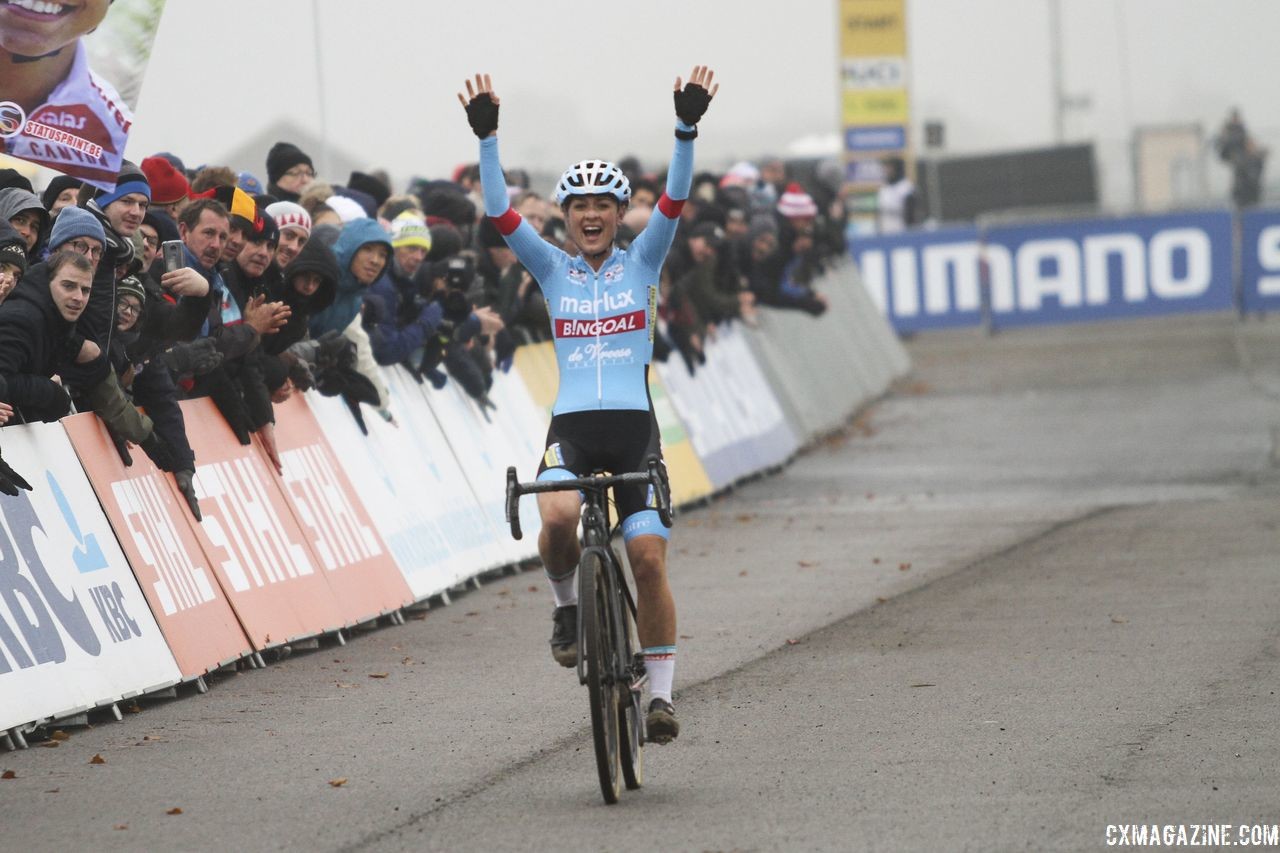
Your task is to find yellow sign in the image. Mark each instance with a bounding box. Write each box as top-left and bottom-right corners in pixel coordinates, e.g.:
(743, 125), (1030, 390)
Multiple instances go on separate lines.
(840, 0), (911, 182)
(840, 0), (907, 57)
(842, 88), (909, 125)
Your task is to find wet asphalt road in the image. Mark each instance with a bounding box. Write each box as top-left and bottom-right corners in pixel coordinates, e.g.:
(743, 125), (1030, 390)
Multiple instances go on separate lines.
(2, 312), (1278, 852)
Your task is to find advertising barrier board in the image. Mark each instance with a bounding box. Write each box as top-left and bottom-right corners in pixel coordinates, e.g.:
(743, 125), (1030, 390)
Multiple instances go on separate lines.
(852, 212), (1235, 331)
(851, 226), (983, 332)
(656, 325), (798, 490)
(308, 369), (501, 598)
(176, 399), (347, 649)
(421, 376), (538, 569)
(1241, 208), (1280, 313)
(61, 414), (252, 678)
(265, 395), (414, 621)
(0, 422), (181, 732)
(983, 211), (1234, 327)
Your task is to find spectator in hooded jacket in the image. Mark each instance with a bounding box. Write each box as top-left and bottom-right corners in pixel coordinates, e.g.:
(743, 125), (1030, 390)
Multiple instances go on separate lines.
(364, 211), (443, 366)
(265, 235), (338, 357)
(308, 218), (390, 338)
(0, 187), (49, 260)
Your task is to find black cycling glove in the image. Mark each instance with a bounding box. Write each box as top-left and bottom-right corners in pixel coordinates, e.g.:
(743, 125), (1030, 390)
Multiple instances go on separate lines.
(140, 431), (182, 473)
(465, 93), (500, 139)
(674, 82), (713, 127)
(0, 450), (32, 497)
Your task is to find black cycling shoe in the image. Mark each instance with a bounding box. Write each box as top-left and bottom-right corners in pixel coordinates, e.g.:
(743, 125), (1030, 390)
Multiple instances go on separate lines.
(550, 604), (577, 668)
(646, 698), (679, 744)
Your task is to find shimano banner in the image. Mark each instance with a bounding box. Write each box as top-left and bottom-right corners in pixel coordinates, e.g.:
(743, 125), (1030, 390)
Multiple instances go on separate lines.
(851, 211), (1235, 331)
(1241, 208), (1280, 313)
(851, 226), (983, 332)
(983, 212), (1234, 328)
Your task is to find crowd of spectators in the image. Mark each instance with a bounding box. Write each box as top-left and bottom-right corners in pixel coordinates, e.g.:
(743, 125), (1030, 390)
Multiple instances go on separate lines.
(0, 143), (847, 511)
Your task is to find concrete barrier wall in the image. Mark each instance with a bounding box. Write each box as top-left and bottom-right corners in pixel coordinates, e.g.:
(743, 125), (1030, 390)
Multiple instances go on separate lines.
(1, 274), (911, 737)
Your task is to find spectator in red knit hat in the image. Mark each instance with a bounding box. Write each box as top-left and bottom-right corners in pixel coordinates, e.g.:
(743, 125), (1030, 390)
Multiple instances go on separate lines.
(141, 155), (191, 220)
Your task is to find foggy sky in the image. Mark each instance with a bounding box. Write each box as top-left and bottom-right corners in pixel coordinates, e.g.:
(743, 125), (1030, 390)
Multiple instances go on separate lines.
(125, 0), (1280, 205)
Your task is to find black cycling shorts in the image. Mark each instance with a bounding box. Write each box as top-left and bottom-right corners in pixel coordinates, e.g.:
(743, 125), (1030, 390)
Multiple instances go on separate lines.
(537, 408), (668, 539)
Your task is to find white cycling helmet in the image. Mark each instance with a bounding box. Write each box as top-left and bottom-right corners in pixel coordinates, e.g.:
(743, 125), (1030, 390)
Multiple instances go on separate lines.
(554, 160), (631, 206)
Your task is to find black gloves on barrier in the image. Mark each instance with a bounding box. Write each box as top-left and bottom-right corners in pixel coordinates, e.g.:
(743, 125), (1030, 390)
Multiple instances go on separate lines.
(280, 352), (315, 392)
(108, 428), (181, 472)
(161, 338), (223, 378)
(465, 93), (499, 139)
(674, 82), (713, 128)
(139, 431), (182, 473)
(0, 450), (32, 497)
(173, 469), (202, 522)
(201, 367), (253, 445)
(110, 429), (134, 467)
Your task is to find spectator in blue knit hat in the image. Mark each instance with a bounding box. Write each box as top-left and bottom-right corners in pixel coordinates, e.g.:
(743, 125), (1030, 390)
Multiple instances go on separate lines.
(94, 160), (151, 242)
(46, 206), (107, 271)
(238, 171), (265, 197)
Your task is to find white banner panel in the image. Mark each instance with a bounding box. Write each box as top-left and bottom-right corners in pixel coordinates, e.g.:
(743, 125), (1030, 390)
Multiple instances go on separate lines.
(0, 422), (181, 732)
(307, 366), (501, 599)
(656, 325), (799, 489)
(478, 368), (547, 560)
(418, 373), (542, 569)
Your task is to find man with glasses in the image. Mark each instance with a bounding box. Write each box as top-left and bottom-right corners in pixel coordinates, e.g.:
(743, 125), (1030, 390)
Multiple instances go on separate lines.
(266, 141), (316, 203)
(46, 206), (106, 269)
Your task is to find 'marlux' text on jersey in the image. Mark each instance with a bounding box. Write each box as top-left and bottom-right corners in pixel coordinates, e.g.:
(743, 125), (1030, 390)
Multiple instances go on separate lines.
(558, 290), (636, 315)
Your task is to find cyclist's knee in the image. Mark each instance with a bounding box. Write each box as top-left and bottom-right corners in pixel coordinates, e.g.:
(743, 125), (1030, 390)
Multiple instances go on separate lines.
(537, 490), (581, 531)
(627, 536), (668, 588)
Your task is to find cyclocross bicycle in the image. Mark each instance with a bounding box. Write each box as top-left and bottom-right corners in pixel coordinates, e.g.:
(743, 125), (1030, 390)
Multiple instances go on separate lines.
(505, 456), (673, 804)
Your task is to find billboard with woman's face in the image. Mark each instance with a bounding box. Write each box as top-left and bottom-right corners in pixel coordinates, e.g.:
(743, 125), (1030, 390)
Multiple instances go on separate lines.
(0, 0), (166, 190)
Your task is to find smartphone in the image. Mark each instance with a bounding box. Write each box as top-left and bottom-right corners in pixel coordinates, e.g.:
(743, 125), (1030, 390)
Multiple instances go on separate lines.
(161, 240), (185, 273)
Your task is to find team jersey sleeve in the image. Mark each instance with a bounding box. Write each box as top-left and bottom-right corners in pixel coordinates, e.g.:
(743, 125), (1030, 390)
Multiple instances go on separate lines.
(479, 136), (560, 284)
(630, 122), (695, 270)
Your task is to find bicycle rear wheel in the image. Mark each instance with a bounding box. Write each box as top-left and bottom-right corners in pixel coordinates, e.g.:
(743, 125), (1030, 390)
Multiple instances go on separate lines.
(580, 550), (621, 804)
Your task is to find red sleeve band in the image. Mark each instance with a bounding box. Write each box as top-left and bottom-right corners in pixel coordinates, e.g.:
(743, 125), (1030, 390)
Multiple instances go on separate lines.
(657, 193), (685, 219)
(490, 208), (522, 236)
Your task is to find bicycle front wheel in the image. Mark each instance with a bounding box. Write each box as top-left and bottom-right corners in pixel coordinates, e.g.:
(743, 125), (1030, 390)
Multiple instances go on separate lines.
(617, 576), (644, 791)
(580, 549), (621, 804)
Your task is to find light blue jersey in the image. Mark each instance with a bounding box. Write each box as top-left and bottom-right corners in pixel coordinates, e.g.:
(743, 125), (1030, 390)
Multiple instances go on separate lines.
(479, 131), (693, 415)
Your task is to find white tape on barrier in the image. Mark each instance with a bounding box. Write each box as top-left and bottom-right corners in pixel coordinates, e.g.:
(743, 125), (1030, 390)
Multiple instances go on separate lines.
(0, 422), (181, 731)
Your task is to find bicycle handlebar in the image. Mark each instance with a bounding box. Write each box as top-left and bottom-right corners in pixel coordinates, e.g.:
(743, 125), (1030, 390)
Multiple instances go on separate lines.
(504, 455), (673, 541)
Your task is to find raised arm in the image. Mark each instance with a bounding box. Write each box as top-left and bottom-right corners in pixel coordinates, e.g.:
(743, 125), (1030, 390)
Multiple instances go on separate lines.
(633, 66), (720, 269)
(458, 74), (560, 283)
